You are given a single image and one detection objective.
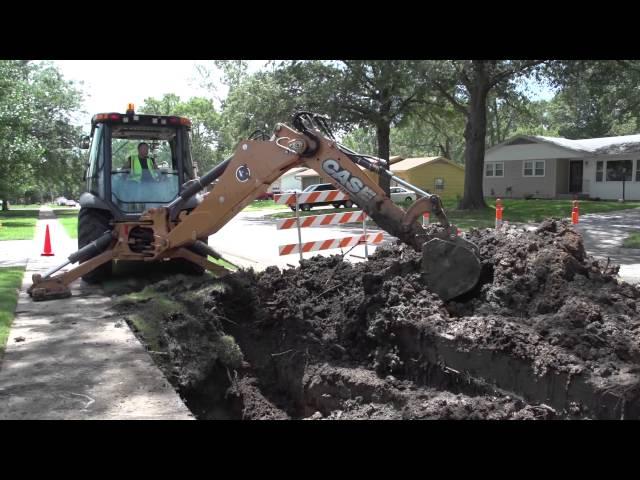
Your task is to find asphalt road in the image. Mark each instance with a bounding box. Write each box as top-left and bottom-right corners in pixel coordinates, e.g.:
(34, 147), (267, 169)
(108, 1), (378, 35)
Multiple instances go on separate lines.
(207, 206), (394, 270)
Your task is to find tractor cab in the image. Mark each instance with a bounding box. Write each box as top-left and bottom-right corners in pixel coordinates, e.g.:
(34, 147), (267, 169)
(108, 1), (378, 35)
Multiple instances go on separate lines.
(81, 104), (197, 219)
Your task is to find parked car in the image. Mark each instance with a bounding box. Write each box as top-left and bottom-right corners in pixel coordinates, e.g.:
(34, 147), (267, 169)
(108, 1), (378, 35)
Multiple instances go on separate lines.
(389, 186), (417, 204)
(64, 199), (79, 207)
(56, 196), (69, 206)
(290, 183), (356, 211)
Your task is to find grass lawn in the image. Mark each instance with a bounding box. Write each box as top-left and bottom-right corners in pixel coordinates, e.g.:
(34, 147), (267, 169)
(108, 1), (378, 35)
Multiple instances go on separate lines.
(623, 233), (640, 249)
(0, 210), (40, 241)
(208, 256), (238, 271)
(243, 200), (289, 212)
(0, 267), (25, 357)
(442, 198), (640, 230)
(54, 209), (79, 239)
(266, 198), (640, 231)
(6, 204), (42, 210)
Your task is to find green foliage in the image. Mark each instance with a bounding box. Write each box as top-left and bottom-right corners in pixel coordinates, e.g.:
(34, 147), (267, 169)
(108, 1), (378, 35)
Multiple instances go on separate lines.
(0, 60), (83, 208)
(140, 94), (222, 172)
(0, 267), (25, 357)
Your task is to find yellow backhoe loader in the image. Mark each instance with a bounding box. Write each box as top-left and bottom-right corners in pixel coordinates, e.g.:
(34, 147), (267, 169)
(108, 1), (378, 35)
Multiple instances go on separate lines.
(28, 109), (481, 302)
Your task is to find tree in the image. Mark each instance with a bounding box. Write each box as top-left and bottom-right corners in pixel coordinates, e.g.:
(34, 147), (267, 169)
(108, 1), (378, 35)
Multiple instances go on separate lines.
(273, 60), (431, 194)
(391, 101), (467, 162)
(544, 60), (640, 139)
(140, 94), (222, 172)
(427, 60), (545, 209)
(0, 60), (82, 209)
(215, 68), (302, 157)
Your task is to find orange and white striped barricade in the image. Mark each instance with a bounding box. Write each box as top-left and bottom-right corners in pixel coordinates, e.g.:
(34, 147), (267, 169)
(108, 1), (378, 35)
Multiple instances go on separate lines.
(276, 210), (366, 230)
(279, 232), (384, 256)
(273, 190), (350, 207)
(276, 209), (376, 259)
(275, 191), (346, 261)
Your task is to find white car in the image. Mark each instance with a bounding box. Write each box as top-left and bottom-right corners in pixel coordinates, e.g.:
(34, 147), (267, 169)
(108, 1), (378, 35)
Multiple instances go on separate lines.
(389, 186), (417, 204)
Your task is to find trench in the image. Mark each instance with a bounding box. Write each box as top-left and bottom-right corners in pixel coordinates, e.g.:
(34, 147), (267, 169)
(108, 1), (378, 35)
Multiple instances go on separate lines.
(113, 219), (640, 420)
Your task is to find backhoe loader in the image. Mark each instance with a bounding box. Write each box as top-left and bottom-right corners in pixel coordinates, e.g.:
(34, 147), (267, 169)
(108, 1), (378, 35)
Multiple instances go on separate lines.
(28, 109), (481, 301)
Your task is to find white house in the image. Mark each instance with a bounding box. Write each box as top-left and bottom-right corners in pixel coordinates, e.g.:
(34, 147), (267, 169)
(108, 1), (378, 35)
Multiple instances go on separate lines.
(484, 134), (640, 200)
(269, 167), (307, 192)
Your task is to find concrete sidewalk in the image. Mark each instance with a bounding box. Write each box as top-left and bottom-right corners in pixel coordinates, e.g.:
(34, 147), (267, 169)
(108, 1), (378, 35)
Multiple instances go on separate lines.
(0, 240), (32, 268)
(0, 207), (193, 419)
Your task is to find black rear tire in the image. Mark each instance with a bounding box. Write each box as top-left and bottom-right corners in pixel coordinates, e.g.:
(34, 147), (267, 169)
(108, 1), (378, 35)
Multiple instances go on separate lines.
(300, 204), (311, 211)
(344, 200), (353, 208)
(78, 208), (113, 284)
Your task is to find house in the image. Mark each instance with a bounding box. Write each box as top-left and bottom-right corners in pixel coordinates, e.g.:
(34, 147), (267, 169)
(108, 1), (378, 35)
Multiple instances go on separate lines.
(484, 134), (640, 200)
(366, 156), (465, 199)
(269, 167), (308, 192)
(293, 164), (383, 191)
(285, 156), (465, 198)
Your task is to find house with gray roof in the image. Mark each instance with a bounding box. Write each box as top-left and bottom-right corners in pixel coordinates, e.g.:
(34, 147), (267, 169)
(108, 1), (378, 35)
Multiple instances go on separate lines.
(484, 134), (640, 200)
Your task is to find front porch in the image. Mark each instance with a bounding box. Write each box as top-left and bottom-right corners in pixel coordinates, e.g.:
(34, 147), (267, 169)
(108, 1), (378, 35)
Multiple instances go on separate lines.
(555, 158), (589, 198)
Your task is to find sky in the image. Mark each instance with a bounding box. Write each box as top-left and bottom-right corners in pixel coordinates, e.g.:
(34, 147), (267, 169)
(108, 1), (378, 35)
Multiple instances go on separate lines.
(51, 60), (267, 129)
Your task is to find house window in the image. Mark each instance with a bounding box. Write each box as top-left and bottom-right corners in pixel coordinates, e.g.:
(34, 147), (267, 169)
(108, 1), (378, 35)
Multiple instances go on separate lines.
(636, 160), (640, 181)
(596, 161), (603, 182)
(523, 160), (545, 177)
(485, 162), (504, 177)
(434, 178), (445, 191)
(606, 160), (633, 181)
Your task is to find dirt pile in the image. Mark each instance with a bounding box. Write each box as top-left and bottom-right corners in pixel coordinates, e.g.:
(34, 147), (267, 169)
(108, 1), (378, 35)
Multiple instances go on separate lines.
(113, 220), (640, 419)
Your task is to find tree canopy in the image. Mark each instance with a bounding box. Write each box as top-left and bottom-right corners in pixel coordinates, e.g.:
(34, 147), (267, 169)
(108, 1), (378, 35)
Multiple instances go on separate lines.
(5, 59), (640, 211)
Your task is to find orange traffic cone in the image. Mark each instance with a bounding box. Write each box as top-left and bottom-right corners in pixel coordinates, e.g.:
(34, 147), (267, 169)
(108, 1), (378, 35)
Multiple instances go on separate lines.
(41, 224), (54, 256)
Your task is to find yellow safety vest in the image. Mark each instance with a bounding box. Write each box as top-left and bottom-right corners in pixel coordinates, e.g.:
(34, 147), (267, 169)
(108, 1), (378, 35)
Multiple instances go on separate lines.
(129, 155), (158, 182)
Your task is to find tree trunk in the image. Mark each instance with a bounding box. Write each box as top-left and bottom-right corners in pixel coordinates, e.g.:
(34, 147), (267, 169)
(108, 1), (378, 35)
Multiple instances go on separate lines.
(459, 84), (489, 210)
(376, 122), (391, 195)
(1, 197), (8, 211)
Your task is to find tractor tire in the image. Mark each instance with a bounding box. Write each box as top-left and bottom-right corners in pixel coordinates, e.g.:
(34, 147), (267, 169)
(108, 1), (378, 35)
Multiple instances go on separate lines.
(78, 208), (113, 284)
(344, 200), (353, 208)
(300, 204), (311, 211)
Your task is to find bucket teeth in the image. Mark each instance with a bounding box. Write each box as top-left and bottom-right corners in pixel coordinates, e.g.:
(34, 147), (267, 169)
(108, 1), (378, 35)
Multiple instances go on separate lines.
(28, 279), (72, 301)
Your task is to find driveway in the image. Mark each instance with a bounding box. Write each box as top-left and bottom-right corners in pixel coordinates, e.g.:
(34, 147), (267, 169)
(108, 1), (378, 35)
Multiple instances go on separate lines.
(574, 208), (640, 284)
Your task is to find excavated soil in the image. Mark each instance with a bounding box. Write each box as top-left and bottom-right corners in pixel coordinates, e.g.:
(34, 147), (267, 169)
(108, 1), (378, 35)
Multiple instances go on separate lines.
(112, 220), (640, 419)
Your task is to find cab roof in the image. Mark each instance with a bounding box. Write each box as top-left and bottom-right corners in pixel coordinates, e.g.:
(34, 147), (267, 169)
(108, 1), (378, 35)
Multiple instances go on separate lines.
(91, 111), (191, 128)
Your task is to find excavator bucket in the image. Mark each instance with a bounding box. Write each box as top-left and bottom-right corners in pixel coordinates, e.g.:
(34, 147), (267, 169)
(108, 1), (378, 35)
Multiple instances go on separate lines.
(420, 237), (482, 301)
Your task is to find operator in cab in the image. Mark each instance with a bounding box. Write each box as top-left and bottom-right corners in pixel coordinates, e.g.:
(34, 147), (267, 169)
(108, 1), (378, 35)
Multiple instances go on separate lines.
(126, 142), (159, 182)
